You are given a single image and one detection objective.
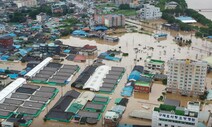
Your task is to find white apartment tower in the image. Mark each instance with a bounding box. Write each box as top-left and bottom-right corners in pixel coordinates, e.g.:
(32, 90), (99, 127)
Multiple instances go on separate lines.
(167, 59), (207, 96)
(139, 4), (162, 20)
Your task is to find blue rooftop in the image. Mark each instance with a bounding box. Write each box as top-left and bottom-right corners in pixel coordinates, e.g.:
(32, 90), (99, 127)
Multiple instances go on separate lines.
(8, 74), (18, 79)
(128, 70), (141, 81)
(0, 33), (16, 38)
(94, 26), (108, 31)
(176, 16), (197, 23)
(0, 69), (6, 73)
(32, 25), (42, 30)
(0, 55), (9, 61)
(176, 16), (194, 20)
(0, 24), (5, 28)
(72, 30), (88, 37)
(13, 45), (21, 49)
(63, 49), (70, 53)
(207, 36), (212, 39)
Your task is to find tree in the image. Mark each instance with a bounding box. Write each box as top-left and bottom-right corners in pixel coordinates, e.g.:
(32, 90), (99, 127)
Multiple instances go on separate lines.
(40, 5), (52, 15)
(60, 29), (70, 36)
(29, 9), (40, 19)
(21, 59), (26, 63)
(162, 79), (167, 85)
(199, 91), (208, 100)
(119, 4), (130, 10)
(10, 12), (26, 23)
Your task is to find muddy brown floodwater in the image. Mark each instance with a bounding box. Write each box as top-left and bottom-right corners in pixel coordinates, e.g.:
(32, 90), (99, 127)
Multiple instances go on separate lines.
(1, 32), (212, 127)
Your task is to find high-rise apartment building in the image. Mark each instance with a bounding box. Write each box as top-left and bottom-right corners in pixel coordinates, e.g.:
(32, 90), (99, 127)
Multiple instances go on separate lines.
(94, 14), (125, 27)
(167, 59), (208, 96)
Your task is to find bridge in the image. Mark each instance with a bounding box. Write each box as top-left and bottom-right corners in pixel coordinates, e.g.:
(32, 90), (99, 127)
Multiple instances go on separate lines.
(193, 8), (212, 12)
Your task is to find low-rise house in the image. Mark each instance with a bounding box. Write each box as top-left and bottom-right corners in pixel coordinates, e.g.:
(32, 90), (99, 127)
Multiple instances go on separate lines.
(162, 23), (180, 31)
(36, 13), (48, 22)
(0, 75), (12, 90)
(176, 16), (197, 24)
(144, 57), (165, 74)
(114, 0), (140, 8)
(0, 24), (6, 33)
(51, 2), (67, 14)
(134, 81), (152, 93)
(0, 1), (5, 14)
(0, 35), (13, 48)
(187, 101), (200, 112)
(134, 74), (153, 93)
(79, 44), (97, 56)
(165, 1), (178, 9)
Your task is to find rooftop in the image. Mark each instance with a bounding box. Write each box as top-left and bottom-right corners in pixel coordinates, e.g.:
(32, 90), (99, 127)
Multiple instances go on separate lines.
(176, 16), (197, 23)
(0, 35), (13, 40)
(135, 81), (150, 87)
(148, 59), (165, 65)
(154, 104), (198, 117)
(188, 101), (200, 106)
(164, 99), (180, 107)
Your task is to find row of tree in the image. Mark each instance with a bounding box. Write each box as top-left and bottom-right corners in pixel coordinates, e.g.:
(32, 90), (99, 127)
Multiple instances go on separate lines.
(9, 4), (74, 23)
(157, 0), (212, 37)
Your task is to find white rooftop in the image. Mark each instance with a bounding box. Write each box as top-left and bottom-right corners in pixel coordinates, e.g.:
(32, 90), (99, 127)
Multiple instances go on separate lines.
(176, 16), (197, 24)
(0, 78), (26, 102)
(83, 65), (111, 91)
(25, 57), (52, 78)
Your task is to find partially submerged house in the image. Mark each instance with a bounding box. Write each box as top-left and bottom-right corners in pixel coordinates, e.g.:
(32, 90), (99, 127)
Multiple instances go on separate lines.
(79, 44), (97, 56)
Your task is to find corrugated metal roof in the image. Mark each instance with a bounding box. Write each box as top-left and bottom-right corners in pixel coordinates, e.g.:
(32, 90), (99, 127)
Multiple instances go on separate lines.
(0, 78), (26, 102)
(25, 57), (52, 78)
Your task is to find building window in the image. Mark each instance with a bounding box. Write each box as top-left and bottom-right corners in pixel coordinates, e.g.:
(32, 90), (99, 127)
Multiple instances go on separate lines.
(158, 123), (162, 126)
(165, 124), (168, 127)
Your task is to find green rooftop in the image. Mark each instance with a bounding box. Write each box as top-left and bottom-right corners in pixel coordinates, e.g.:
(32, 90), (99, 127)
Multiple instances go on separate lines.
(154, 104), (198, 117)
(135, 81), (150, 87)
(143, 73), (155, 78)
(149, 59), (165, 65)
(154, 104), (191, 116)
(66, 103), (83, 114)
(159, 104), (176, 111)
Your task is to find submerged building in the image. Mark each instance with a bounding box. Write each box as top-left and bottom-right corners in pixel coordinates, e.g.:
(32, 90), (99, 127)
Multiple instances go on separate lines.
(0, 35), (13, 48)
(144, 57), (165, 74)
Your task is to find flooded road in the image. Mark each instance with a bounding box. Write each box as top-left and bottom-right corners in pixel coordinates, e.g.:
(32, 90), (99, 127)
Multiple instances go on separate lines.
(61, 32), (211, 73)
(31, 32), (212, 127)
(0, 61), (26, 71)
(1, 32), (212, 127)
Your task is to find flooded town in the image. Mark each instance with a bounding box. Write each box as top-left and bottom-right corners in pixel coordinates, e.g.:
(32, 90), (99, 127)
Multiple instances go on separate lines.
(0, 0), (212, 127)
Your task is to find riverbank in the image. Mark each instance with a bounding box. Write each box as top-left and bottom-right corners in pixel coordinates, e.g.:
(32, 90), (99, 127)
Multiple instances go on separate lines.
(186, 0), (212, 20)
(158, 0), (212, 38)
